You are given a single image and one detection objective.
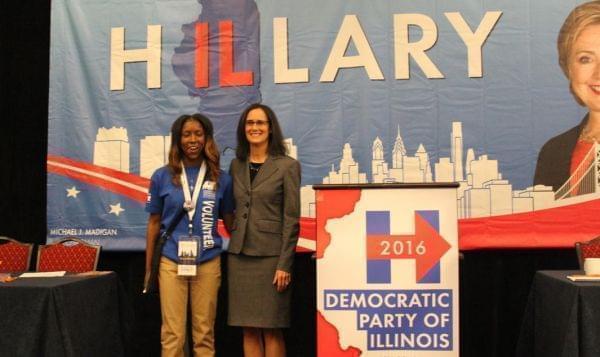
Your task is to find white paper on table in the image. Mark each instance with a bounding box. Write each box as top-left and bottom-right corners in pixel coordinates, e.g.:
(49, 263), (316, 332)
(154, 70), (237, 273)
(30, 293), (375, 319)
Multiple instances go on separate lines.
(19, 271), (67, 278)
(567, 274), (600, 281)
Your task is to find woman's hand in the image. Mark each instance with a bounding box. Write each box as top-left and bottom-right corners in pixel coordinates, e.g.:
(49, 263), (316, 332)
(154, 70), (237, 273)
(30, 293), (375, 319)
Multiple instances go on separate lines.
(272, 269), (291, 292)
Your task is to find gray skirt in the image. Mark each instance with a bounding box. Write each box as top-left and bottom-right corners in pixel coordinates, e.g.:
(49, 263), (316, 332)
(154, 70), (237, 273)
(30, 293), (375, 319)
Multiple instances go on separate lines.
(227, 253), (291, 328)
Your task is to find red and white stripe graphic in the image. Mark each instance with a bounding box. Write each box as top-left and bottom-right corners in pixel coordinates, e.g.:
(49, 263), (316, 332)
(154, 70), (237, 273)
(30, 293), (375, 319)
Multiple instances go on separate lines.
(47, 155), (317, 251)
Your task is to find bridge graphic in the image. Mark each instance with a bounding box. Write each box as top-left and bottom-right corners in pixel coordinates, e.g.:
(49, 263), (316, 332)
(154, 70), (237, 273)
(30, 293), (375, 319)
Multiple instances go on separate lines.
(555, 143), (600, 201)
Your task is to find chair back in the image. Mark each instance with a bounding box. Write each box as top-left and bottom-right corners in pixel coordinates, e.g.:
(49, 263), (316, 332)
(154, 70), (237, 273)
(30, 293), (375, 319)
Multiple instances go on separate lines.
(0, 237), (33, 273)
(37, 237), (101, 273)
(575, 236), (600, 269)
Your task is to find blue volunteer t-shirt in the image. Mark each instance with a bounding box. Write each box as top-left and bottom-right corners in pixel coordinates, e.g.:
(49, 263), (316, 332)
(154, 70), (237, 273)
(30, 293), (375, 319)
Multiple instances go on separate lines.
(145, 166), (234, 264)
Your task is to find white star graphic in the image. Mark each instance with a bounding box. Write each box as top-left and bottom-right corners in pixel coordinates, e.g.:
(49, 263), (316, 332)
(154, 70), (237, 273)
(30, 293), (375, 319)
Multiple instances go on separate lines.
(66, 186), (81, 198)
(109, 203), (125, 216)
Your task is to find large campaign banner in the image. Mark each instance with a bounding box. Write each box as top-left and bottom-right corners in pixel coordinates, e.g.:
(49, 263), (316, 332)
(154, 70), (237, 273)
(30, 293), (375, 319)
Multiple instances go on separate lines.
(48, 0), (600, 250)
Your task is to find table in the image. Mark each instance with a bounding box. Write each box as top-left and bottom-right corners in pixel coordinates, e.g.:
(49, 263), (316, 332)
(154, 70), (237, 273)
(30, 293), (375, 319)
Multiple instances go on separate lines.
(0, 272), (132, 357)
(516, 270), (600, 357)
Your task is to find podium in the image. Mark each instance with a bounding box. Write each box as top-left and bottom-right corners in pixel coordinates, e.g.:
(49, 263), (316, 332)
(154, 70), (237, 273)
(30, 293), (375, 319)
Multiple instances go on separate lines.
(314, 183), (459, 356)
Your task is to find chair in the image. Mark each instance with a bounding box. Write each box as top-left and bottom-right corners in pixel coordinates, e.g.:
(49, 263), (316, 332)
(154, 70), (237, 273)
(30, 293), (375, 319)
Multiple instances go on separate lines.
(0, 236), (34, 273)
(37, 237), (101, 273)
(575, 236), (600, 269)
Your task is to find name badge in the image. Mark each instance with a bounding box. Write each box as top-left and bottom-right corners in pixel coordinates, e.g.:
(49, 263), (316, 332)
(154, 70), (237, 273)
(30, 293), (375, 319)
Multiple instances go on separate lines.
(202, 181), (216, 199)
(177, 236), (199, 276)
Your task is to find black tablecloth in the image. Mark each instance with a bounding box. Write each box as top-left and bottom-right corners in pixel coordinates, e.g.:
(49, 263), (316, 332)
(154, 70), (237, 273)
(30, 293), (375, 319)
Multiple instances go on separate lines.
(0, 272), (132, 357)
(516, 270), (600, 357)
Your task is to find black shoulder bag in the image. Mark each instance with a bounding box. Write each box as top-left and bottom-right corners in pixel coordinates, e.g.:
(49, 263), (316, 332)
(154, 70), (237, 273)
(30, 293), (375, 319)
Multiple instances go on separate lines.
(143, 209), (186, 294)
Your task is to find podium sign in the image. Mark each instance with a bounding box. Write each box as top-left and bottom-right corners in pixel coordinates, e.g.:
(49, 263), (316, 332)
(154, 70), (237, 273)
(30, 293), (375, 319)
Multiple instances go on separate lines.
(315, 184), (459, 356)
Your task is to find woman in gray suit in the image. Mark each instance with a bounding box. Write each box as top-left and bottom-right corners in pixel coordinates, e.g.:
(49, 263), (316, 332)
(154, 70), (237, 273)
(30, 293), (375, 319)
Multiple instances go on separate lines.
(228, 103), (300, 357)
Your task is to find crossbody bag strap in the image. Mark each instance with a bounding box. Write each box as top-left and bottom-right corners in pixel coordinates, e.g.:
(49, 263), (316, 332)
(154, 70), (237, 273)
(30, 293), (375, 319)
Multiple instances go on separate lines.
(162, 208), (187, 239)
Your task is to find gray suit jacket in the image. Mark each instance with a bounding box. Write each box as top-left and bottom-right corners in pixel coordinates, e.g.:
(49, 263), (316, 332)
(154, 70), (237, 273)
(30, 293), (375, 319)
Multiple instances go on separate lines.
(228, 155), (301, 272)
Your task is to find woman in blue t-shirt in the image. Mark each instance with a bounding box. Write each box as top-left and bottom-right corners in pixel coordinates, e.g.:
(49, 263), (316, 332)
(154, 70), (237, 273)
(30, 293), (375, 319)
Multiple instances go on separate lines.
(145, 113), (234, 356)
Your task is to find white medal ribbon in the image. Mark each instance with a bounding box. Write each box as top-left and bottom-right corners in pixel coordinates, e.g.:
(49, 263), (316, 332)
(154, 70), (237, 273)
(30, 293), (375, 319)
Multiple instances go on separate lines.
(180, 160), (207, 232)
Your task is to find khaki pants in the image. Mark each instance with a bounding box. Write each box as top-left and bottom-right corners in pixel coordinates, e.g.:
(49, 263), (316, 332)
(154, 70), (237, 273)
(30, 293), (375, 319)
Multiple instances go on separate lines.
(158, 256), (221, 357)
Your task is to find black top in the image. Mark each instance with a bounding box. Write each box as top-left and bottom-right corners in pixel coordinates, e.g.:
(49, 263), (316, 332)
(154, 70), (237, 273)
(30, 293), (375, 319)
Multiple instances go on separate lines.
(249, 162), (262, 183)
(534, 115), (588, 191)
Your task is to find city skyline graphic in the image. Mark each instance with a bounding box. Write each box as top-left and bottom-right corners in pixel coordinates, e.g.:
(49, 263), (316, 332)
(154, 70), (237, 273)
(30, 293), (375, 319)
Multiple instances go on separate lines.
(47, 117), (600, 252)
(84, 121), (600, 220)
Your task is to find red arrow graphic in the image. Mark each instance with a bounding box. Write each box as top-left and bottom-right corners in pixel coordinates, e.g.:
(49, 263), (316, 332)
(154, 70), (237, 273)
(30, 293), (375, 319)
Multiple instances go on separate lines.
(366, 213), (451, 281)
